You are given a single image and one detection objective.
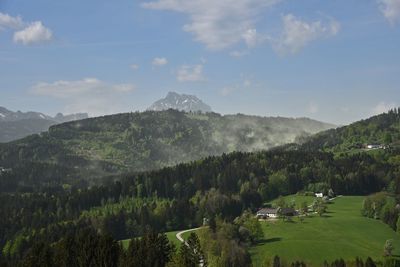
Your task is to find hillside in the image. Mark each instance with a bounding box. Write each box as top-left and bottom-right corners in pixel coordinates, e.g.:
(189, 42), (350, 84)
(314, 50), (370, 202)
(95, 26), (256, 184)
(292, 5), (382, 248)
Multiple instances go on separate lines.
(1, 113), (399, 265)
(0, 110), (334, 187)
(1, 147), (399, 265)
(300, 108), (400, 152)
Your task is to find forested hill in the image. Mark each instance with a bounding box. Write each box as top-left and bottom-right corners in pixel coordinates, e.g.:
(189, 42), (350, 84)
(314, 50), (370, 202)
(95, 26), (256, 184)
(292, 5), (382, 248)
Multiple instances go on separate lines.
(1, 111), (400, 266)
(300, 108), (400, 152)
(0, 110), (333, 188)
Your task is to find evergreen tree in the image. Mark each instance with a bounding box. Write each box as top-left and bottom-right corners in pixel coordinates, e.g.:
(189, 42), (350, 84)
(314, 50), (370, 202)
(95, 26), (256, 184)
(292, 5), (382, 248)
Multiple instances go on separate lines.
(365, 257), (376, 267)
(177, 243), (195, 267)
(397, 215), (400, 233)
(124, 231), (174, 267)
(273, 255), (281, 267)
(355, 257), (364, 267)
(20, 242), (54, 267)
(186, 233), (204, 266)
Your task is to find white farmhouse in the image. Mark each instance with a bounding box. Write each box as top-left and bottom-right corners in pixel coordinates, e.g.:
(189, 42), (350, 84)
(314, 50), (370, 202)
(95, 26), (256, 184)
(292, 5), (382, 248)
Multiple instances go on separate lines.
(256, 208), (279, 219)
(315, 193), (324, 198)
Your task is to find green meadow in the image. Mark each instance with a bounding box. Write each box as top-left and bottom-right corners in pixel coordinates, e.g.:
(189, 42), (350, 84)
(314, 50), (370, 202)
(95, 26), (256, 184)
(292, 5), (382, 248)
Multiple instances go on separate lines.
(120, 195), (400, 266)
(251, 196), (400, 266)
(120, 229), (187, 249)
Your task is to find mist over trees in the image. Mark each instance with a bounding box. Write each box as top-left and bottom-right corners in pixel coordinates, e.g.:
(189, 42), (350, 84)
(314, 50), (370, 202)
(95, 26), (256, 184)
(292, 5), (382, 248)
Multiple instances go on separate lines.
(0, 110), (334, 189)
(0, 110), (400, 266)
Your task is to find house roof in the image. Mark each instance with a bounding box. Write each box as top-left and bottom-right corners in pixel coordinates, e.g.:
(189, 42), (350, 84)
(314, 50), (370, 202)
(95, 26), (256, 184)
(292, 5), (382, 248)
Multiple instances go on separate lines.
(281, 207), (296, 215)
(257, 208), (278, 214)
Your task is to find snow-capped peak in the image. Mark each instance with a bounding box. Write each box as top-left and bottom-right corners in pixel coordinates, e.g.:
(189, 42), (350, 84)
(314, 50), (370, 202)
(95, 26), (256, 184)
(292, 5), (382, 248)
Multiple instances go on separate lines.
(147, 92), (212, 113)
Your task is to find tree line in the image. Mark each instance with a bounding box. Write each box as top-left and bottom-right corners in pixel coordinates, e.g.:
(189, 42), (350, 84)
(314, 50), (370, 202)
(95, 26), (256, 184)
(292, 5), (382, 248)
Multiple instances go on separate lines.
(1, 147), (399, 264)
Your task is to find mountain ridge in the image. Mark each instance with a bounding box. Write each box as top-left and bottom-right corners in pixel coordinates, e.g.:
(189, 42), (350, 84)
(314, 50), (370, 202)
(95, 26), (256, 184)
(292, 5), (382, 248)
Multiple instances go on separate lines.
(0, 106), (88, 142)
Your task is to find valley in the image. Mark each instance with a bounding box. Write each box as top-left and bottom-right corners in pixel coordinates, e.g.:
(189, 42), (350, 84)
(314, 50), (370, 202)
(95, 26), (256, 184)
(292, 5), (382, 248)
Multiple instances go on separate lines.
(0, 109), (399, 266)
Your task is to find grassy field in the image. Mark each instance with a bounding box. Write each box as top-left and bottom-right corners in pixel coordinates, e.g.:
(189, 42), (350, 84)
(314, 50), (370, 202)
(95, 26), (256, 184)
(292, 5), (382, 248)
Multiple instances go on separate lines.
(250, 196), (400, 266)
(166, 230), (183, 248)
(120, 238), (132, 249)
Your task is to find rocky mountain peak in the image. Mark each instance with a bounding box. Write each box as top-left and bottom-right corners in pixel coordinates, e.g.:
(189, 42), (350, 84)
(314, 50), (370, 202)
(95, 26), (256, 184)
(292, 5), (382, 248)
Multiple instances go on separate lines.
(148, 92), (212, 113)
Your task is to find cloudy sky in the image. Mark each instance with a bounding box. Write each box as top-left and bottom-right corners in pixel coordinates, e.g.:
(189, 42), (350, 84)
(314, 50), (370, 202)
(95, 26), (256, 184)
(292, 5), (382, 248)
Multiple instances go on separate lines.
(0, 0), (399, 124)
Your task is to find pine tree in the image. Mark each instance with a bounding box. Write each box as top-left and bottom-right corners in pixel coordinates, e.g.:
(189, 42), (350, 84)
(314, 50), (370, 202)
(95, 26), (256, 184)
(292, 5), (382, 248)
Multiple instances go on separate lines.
(396, 215), (400, 233)
(365, 257), (376, 267)
(187, 233), (204, 266)
(21, 242), (54, 267)
(273, 255), (281, 267)
(178, 243), (195, 267)
(355, 257), (364, 267)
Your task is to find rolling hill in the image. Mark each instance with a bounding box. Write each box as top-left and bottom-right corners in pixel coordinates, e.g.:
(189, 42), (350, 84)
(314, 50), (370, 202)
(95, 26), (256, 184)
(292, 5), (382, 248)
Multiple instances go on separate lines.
(300, 108), (400, 152)
(0, 110), (334, 187)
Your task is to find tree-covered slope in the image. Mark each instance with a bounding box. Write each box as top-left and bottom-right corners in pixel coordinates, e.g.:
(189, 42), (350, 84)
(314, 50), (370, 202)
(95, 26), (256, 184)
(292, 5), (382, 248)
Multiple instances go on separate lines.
(0, 110), (334, 187)
(300, 108), (400, 152)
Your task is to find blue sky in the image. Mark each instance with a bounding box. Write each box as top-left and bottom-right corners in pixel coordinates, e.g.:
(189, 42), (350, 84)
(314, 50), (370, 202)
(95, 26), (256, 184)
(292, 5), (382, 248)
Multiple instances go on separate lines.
(0, 0), (399, 125)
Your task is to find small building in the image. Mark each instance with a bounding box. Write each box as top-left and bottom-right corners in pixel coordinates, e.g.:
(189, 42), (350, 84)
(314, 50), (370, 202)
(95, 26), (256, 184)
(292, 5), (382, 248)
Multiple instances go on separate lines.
(257, 207), (297, 219)
(0, 167), (11, 174)
(315, 193), (323, 198)
(366, 144), (383, 150)
(280, 208), (297, 217)
(256, 208), (279, 219)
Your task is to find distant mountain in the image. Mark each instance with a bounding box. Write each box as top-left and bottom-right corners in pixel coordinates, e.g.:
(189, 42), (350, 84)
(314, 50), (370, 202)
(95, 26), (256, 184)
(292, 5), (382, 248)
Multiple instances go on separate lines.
(148, 92), (212, 113)
(0, 109), (334, 186)
(0, 106), (52, 122)
(0, 107), (88, 142)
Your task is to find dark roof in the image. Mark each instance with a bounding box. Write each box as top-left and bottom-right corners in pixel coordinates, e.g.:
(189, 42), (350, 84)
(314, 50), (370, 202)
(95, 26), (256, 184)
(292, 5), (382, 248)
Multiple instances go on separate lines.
(281, 208), (296, 215)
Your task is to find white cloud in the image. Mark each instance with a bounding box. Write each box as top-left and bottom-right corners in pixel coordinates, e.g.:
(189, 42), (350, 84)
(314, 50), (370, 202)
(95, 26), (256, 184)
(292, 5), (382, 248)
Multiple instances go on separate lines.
(0, 12), (24, 30)
(230, 50), (249, 58)
(273, 14), (340, 54)
(152, 57), (168, 66)
(13, 21), (52, 45)
(220, 86), (236, 96)
(370, 101), (397, 115)
(31, 78), (136, 116)
(130, 64), (140, 70)
(307, 102), (319, 114)
(177, 64), (205, 82)
(142, 0), (280, 50)
(378, 0), (400, 25)
(242, 28), (265, 47)
(243, 79), (252, 87)
(220, 75), (253, 96)
(0, 13), (53, 45)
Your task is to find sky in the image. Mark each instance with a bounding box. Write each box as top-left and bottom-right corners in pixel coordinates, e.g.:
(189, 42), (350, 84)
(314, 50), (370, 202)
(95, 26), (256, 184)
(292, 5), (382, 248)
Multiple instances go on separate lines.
(0, 0), (399, 125)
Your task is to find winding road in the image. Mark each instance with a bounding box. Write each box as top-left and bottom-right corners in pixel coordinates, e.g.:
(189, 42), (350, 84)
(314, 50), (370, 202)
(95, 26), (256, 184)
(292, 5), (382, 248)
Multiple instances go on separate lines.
(175, 227), (202, 244)
(175, 227), (205, 267)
